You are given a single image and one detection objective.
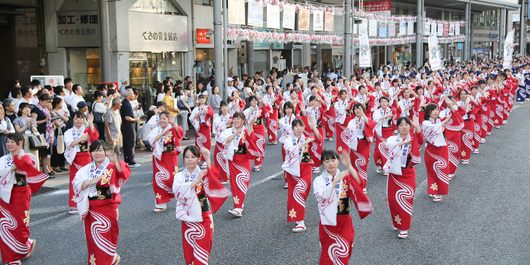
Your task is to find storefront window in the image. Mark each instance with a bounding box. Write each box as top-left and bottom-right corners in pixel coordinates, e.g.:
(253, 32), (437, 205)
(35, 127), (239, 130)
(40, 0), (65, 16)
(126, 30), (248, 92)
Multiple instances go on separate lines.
(129, 52), (183, 92)
(68, 48), (100, 99)
(195, 48), (214, 83)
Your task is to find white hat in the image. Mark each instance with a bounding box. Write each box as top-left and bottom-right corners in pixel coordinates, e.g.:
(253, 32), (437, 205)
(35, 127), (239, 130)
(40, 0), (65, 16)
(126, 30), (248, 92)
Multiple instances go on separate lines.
(120, 78), (128, 84)
(227, 77), (234, 82)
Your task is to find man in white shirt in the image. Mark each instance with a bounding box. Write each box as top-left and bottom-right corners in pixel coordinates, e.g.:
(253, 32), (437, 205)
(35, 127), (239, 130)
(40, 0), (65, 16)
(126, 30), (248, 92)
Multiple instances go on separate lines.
(70, 84), (85, 112)
(15, 86), (32, 113)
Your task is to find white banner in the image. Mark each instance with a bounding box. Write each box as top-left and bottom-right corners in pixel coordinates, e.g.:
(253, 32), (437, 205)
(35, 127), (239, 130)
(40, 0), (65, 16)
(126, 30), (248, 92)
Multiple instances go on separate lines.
(369, 19), (378, 37)
(283, 4), (296, 29)
(503, 30), (515, 69)
(271, 51), (282, 69)
(313, 10), (324, 31)
(325, 12), (334, 31)
(455, 23), (460, 35)
(437, 22), (443, 36)
(449, 22), (455, 36)
(128, 12), (188, 52)
(359, 34), (371, 68)
(424, 22), (431, 36)
(399, 22), (406, 37)
(408, 21), (414, 35)
(228, 0), (245, 25)
(428, 35), (442, 70)
(266, 5), (280, 29)
(247, 0), (263, 27)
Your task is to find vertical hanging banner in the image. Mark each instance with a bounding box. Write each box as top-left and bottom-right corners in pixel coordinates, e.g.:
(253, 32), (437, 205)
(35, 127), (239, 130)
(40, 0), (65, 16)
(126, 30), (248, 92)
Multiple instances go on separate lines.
(408, 21), (414, 35)
(359, 34), (371, 68)
(437, 22), (443, 36)
(283, 4), (296, 29)
(228, 0), (245, 25)
(369, 19), (378, 36)
(449, 22), (455, 36)
(424, 21), (431, 36)
(428, 35), (442, 70)
(503, 30), (515, 69)
(324, 12), (334, 31)
(298, 8), (310, 31)
(247, 0), (264, 27)
(431, 22), (437, 36)
(455, 23), (460, 35)
(388, 22), (396, 37)
(359, 19), (368, 36)
(266, 4), (280, 29)
(313, 10), (324, 31)
(399, 21), (406, 37)
(443, 22), (449, 36)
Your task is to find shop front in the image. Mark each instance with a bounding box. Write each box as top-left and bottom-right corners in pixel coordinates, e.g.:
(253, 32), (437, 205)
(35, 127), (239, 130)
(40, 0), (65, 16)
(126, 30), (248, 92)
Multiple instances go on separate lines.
(127, 10), (188, 104)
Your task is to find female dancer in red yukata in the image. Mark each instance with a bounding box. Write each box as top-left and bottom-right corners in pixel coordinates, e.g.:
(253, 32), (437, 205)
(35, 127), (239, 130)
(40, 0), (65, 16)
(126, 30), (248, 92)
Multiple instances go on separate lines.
(384, 116), (423, 239)
(148, 111), (184, 212)
(243, 96), (271, 172)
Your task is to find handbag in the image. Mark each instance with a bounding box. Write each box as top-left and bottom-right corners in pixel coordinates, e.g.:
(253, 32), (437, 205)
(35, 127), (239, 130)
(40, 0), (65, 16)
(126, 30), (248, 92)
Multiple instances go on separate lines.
(29, 134), (47, 148)
(56, 129), (65, 154)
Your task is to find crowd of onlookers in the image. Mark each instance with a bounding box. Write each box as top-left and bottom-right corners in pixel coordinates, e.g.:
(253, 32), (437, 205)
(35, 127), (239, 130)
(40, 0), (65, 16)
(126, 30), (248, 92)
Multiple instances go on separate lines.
(0, 63), (395, 177)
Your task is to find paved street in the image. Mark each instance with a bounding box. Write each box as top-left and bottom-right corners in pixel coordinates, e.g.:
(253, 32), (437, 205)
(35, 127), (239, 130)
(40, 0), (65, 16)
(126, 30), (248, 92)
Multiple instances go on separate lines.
(23, 105), (530, 265)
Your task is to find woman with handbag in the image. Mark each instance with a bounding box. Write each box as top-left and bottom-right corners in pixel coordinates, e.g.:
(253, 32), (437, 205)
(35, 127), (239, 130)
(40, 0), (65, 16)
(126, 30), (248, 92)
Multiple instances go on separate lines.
(12, 102), (40, 169)
(31, 93), (56, 176)
(50, 97), (69, 173)
(64, 111), (99, 214)
(175, 85), (192, 140)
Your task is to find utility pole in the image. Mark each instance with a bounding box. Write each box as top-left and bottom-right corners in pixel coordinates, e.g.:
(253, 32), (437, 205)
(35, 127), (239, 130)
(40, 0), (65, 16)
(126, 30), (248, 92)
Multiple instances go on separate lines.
(213, 0), (224, 97)
(344, 0), (352, 79)
(99, 0), (111, 82)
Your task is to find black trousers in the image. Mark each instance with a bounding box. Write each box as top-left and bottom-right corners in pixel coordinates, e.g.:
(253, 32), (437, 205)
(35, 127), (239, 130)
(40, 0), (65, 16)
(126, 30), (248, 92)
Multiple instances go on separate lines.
(121, 122), (136, 164)
(96, 122), (105, 141)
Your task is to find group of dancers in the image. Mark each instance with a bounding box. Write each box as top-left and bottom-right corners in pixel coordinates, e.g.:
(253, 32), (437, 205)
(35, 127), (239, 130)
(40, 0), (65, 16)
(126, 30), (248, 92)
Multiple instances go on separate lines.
(0, 57), (524, 265)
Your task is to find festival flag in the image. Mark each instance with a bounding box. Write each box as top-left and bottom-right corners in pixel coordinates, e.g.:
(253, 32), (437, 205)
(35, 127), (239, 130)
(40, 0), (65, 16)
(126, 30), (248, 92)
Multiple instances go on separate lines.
(359, 34), (371, 68)
(428, 35), (442, 70)
(503, 30), (515, 69)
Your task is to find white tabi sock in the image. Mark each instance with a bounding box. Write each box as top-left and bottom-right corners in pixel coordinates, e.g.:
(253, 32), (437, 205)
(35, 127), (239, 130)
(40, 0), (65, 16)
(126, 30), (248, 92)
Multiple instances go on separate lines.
(297, 220), (305, 227)
(155, 203), (167, 209)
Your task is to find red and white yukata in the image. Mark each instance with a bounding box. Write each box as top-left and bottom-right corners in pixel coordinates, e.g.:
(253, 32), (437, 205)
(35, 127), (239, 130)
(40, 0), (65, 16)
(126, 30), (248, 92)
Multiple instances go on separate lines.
(384, 130), (424, 231)
(244, 104), (272, 168)
(457, 98), (478, 161)
(323, 90), (337, 139)
(213, 113), (232, 183)
(422, 118), (450, 196)
(314, 170), (373, 265)
(173, 166), (229, 265)
(0, 152), (47, 264)
(64, 125), (99, 208)
(282, 134), (318, 222)
(264, 93), (282, 144)
(304, 104), (326, 167)
(72, 158), (131, 265)
(148, 125), (184, 208)
(278, 114), (296, 182)
(190, 105), (214, 162)
(347, 116), (376, 190)
(372, 107), (396, 171)
(219, 127), (259, 210)
(441, 106), (464, 176)
(335, 99), (353, 153)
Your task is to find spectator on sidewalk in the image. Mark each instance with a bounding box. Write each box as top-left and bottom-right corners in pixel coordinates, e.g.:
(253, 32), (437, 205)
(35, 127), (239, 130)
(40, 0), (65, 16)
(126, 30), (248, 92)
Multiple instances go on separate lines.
(70, 84), (85, 112)
(3, 99), (16, 122)
(92, 91), (107, 140)
(121, 89), (140, 167)
(105, 98), (122, 154)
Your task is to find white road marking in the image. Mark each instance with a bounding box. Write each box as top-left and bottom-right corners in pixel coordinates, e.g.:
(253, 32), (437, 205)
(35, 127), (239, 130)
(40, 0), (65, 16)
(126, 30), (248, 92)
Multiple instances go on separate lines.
(250, 171), (283, 188)
(42, 190), (69, 196)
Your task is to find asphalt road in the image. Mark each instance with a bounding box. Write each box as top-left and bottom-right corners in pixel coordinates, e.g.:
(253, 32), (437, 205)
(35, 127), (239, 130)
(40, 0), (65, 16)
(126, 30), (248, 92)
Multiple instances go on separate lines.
(22, 104), (530, 265)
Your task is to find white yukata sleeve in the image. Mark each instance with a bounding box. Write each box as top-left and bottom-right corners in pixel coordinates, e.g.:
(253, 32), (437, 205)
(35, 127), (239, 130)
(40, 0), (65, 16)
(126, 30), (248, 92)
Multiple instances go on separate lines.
(313, 176), (338, 226)
(72, 164), (91, 220)
(172, 172), (203, 222)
